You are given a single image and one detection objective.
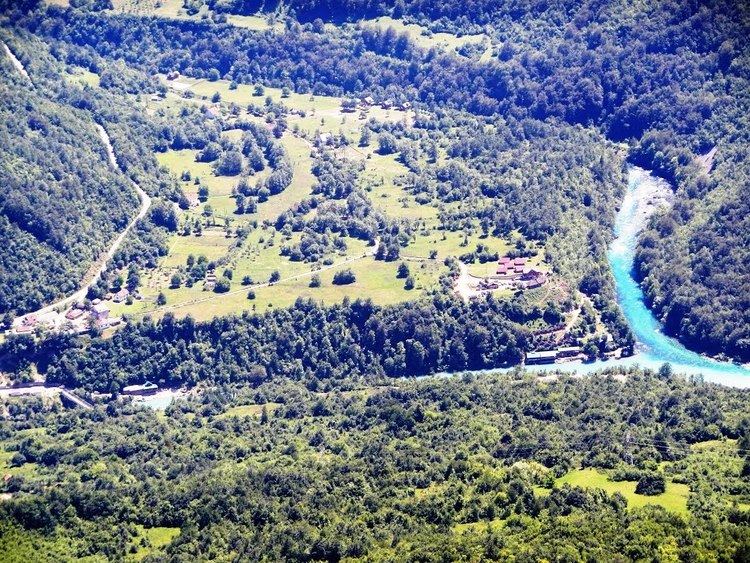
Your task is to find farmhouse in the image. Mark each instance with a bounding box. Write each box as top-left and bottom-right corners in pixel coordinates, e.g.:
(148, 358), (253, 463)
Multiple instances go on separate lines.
(112, 288), (130, 303)
(91, 303), (110, 322)
(518, 268), (547, 289)
(495, 256), (527, 278)
(65, 309), (84, 320)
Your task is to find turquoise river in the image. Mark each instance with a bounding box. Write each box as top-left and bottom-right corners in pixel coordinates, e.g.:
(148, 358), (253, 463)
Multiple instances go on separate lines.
(520, 166), (750, 387)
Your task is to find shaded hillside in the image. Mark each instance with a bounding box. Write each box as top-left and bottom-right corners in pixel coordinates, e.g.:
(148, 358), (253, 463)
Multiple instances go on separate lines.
(0, 49), (137, 317)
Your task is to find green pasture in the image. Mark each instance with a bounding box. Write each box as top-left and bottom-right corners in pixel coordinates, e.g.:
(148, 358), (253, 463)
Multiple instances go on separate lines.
(550, 468), (689, 515)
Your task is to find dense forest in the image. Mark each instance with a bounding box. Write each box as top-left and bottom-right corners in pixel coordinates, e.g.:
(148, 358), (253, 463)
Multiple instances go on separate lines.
(0, 43), (138, 318)
(1, 371), (750, 560)
(1, 295), (534, 391)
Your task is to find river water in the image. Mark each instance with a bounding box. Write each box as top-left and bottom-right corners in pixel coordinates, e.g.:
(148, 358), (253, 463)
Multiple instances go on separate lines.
(515, 167), (750, 387)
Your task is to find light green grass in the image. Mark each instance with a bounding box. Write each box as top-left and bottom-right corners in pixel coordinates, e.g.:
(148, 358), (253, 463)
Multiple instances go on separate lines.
(128, 525), (180, 561)
(554, 468), (689, 515)
(253, 133), (316, 223)
(64, 67), (100, 88)
(363, 16), (489, 54)
(226, 14), (281, 31)
(156, 147), (258, 217)
(361, 152), (437, 221)
(216, 403), (281, 419)
(0, 448), (40, 480)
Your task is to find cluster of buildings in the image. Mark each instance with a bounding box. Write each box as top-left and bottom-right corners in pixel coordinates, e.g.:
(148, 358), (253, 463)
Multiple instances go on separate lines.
(11, 300), (118, 336)
(494, 256), (547, 289)
(360, 96), (411, 111)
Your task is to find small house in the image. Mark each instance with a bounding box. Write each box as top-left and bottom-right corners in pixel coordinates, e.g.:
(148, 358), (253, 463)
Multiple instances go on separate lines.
(112, 288), (130, 303)
(65, 309), (84, 320)
(91, 303), (110, 322)
(361, 96), (374, 106)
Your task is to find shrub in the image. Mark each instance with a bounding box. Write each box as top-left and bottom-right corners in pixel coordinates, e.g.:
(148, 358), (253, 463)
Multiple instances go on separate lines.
(397, 262), (410, 279)
(635, 473), (666, 496)
(332, 269), (356, 285)
(214, 279), (231, 293)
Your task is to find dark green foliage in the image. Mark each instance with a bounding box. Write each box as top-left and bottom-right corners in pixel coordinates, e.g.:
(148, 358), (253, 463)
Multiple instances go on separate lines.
(635, 473), (666, 496)
(332, 268), (355, 285)
(1, 372), (749, 559)
(1, 295), (531, 389)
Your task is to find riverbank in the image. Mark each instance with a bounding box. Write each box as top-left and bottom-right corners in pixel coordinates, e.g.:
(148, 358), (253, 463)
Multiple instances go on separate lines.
(605, 166), (750, 387)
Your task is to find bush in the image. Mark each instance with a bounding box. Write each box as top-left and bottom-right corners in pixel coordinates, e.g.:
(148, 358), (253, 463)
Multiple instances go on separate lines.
(214, 279), (231, 293)
(332, 269), (356, 285)
(635, 473), (666, 496)
(377, 132), (398, 155)
(309, 274), (321, 288)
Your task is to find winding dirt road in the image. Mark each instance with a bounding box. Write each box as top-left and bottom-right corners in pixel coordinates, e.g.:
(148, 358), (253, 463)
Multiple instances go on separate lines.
(4, 40), (151, 320)
(17, 126), (151, 319)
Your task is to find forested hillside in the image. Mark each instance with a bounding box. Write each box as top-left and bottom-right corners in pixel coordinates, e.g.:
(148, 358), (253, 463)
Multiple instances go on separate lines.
(0, 44), (137, 317)
(1, 371), (750, 560)
(634, 84), (750, 362)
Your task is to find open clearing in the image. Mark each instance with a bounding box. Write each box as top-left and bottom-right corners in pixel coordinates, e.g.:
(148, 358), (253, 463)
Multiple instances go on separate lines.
(550, 467), (689, 514)
(107, 73), (519, 322)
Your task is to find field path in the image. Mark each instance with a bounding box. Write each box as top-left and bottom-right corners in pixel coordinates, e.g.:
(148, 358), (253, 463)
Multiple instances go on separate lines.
(17, 125), (151, 319)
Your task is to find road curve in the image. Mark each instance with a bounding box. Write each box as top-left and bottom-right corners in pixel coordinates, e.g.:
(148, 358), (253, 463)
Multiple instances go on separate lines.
(19, 125), (151, 318)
